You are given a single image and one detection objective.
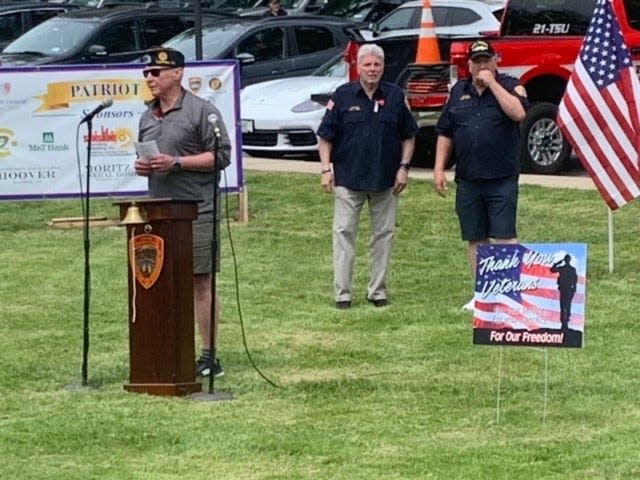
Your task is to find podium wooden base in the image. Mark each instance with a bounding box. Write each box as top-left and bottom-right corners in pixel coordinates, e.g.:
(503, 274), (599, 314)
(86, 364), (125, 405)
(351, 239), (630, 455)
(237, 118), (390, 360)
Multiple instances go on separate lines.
(115, 198), (202, 398)
(124, 381), (202, 397)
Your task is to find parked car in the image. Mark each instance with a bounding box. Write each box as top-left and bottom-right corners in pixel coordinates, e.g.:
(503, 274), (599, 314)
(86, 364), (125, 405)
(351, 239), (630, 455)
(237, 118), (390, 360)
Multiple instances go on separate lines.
(360, 0), (502, 41)
(164, 15), (362, 86)
(0, 1), (81, 50)
(0, 5), (224, 66)
(241, 53), (346, 156)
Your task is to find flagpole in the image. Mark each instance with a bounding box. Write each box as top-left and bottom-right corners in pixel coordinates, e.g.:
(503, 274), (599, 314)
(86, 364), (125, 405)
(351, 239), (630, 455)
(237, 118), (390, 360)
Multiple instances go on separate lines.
(608, 208), (614, 273)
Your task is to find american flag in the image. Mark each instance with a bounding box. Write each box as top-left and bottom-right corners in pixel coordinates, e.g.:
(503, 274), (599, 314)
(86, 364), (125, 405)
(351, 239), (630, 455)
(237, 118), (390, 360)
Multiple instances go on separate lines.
(557, 0), (640, 210)
(473, 244), (586, 332)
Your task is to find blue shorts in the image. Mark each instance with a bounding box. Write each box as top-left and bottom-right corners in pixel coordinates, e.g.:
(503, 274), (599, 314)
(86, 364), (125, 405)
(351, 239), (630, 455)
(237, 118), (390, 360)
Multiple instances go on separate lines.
(455, 177), (518, 241)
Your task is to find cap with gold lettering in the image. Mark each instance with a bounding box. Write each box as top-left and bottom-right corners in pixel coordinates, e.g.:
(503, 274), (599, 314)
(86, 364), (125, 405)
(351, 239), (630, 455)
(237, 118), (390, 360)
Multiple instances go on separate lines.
(143, 48), (185, 68)
(468, 40), (495, 61)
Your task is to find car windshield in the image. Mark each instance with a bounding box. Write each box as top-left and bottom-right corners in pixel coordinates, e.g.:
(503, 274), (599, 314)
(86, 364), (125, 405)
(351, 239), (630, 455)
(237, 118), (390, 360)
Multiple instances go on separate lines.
(312, 54), (347, 77)
(3, 18), (97, 56)
(319, 0), (375, 22)
(164, 22), (246, 60)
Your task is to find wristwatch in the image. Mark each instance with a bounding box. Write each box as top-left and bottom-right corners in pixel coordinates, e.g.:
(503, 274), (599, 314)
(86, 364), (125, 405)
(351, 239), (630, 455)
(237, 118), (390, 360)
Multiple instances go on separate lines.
(400, 162), (411, 171)
(171, 156), (182, 171)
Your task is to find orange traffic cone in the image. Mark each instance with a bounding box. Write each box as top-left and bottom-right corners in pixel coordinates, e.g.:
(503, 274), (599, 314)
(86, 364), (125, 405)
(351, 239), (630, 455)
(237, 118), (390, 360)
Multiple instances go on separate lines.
(415, 0), (441, 64)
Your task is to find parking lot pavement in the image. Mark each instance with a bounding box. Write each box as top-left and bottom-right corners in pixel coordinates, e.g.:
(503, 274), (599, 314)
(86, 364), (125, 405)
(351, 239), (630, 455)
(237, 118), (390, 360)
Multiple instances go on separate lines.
(242, 155), (596, 191)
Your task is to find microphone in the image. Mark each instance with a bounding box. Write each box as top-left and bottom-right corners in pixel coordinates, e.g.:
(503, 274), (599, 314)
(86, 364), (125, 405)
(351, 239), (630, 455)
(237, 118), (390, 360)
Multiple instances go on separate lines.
(80, 97), (114, 124)
(208, 113), (222, 139)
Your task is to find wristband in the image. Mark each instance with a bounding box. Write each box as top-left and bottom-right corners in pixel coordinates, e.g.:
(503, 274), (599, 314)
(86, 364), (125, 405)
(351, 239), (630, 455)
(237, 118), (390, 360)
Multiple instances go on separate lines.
(321, 168), (332, 174)
(400, 162), (410, 171)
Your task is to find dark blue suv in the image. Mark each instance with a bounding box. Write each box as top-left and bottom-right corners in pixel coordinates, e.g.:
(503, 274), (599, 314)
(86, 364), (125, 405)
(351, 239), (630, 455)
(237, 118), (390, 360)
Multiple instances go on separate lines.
(0, 5), (224, 66)
(164, 15), (363, 86)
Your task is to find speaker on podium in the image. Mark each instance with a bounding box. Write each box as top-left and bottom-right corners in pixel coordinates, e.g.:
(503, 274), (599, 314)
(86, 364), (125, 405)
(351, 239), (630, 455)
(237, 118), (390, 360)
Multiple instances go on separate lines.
(115, 198), (202, 396)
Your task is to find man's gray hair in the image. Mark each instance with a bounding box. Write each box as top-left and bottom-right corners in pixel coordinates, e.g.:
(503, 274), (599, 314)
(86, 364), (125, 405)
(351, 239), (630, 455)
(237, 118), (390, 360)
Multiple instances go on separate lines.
(357, 43), (384, 63)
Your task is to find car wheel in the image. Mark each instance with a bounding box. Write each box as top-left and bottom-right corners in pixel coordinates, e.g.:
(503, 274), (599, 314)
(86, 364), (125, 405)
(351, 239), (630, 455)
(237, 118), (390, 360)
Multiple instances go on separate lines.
(519, 102), (571, 174)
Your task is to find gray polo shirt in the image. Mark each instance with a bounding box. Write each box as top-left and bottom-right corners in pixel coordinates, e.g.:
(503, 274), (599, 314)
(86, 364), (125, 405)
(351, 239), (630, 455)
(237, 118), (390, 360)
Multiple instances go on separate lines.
(138, 89), (231, 220)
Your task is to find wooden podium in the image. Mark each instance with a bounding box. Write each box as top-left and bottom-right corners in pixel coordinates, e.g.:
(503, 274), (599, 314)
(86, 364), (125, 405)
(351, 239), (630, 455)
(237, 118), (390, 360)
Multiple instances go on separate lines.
(115, 198), (202, 396)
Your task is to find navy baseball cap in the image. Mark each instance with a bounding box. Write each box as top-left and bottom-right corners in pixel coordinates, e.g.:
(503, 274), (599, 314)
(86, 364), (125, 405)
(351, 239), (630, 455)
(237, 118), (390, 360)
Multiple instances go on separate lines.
(468, 40), (495, 60)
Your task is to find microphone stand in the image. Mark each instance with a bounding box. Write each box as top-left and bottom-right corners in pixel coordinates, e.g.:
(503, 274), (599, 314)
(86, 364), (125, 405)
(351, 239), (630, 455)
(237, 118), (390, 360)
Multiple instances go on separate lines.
(67, 111), (105, 392)
(191, 128), (232, 402)
(81, 117), (93, 386)
(207, 133), (220, 395)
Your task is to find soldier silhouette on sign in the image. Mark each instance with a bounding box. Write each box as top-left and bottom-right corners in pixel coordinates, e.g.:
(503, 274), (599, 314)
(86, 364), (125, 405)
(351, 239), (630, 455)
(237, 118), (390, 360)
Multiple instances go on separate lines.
(550, 254), (578, 330)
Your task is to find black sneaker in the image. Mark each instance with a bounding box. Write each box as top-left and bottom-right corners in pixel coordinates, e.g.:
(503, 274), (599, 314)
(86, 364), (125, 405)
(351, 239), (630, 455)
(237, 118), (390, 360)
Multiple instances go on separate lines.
(196, 357), (225, 378)
(366, 297), (389, 308)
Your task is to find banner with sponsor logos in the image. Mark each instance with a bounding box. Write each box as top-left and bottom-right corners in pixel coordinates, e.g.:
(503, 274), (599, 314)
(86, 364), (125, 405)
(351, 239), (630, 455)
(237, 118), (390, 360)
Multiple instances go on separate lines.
(473, 243), (587, 348)
(0, 61), (242, 200)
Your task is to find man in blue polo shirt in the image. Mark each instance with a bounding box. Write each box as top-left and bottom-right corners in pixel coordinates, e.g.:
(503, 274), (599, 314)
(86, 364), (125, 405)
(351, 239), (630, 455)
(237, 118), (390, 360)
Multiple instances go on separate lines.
(317, 43), (418, 310)
(433, 40), (528, 311)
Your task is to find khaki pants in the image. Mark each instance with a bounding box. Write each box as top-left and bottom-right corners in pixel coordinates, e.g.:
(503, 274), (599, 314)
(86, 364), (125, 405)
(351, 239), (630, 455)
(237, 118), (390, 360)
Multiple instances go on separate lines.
(333, 186), (397, 302)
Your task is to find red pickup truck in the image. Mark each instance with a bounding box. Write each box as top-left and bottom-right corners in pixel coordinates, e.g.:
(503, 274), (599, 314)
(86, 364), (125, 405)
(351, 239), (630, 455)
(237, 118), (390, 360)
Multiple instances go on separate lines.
(403, 0), (640, 174)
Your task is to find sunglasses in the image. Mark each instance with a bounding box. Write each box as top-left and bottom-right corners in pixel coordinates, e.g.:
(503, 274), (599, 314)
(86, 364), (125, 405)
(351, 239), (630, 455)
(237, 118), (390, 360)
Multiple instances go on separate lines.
(142, 68), (173, 78)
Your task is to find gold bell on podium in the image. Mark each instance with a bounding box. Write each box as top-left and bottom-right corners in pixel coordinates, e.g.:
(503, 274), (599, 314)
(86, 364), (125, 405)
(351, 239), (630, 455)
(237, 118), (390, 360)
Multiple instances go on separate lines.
(121, 202), (146, 225)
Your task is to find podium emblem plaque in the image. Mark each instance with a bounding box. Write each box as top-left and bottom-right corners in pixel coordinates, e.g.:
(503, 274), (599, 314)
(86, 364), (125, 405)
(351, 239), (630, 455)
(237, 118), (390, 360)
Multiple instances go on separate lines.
(129, 233), (164, 290)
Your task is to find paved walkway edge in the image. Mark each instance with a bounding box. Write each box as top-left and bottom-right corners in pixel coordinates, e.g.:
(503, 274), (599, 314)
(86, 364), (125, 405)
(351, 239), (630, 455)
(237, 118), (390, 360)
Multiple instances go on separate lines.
(243, 156), (595, 191)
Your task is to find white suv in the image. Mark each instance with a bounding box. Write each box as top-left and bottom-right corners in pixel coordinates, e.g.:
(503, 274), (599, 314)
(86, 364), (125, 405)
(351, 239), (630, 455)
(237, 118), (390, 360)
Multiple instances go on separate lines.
(360, 0), (503, 41)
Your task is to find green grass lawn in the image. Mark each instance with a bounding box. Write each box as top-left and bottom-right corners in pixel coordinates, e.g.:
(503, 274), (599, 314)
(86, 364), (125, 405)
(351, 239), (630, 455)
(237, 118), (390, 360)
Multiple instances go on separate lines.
(1, 171), (639, 479)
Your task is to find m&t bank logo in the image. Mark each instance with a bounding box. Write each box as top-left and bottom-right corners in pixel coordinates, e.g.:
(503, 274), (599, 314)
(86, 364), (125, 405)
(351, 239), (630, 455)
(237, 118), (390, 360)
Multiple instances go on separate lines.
(29, 131), (70, 153)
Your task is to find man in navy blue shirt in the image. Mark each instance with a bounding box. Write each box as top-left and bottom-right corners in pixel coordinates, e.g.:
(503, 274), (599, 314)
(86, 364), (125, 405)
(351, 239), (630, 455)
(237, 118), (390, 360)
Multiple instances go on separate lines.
(317, 43), (418, 310)
(434, 40), (528, 311)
